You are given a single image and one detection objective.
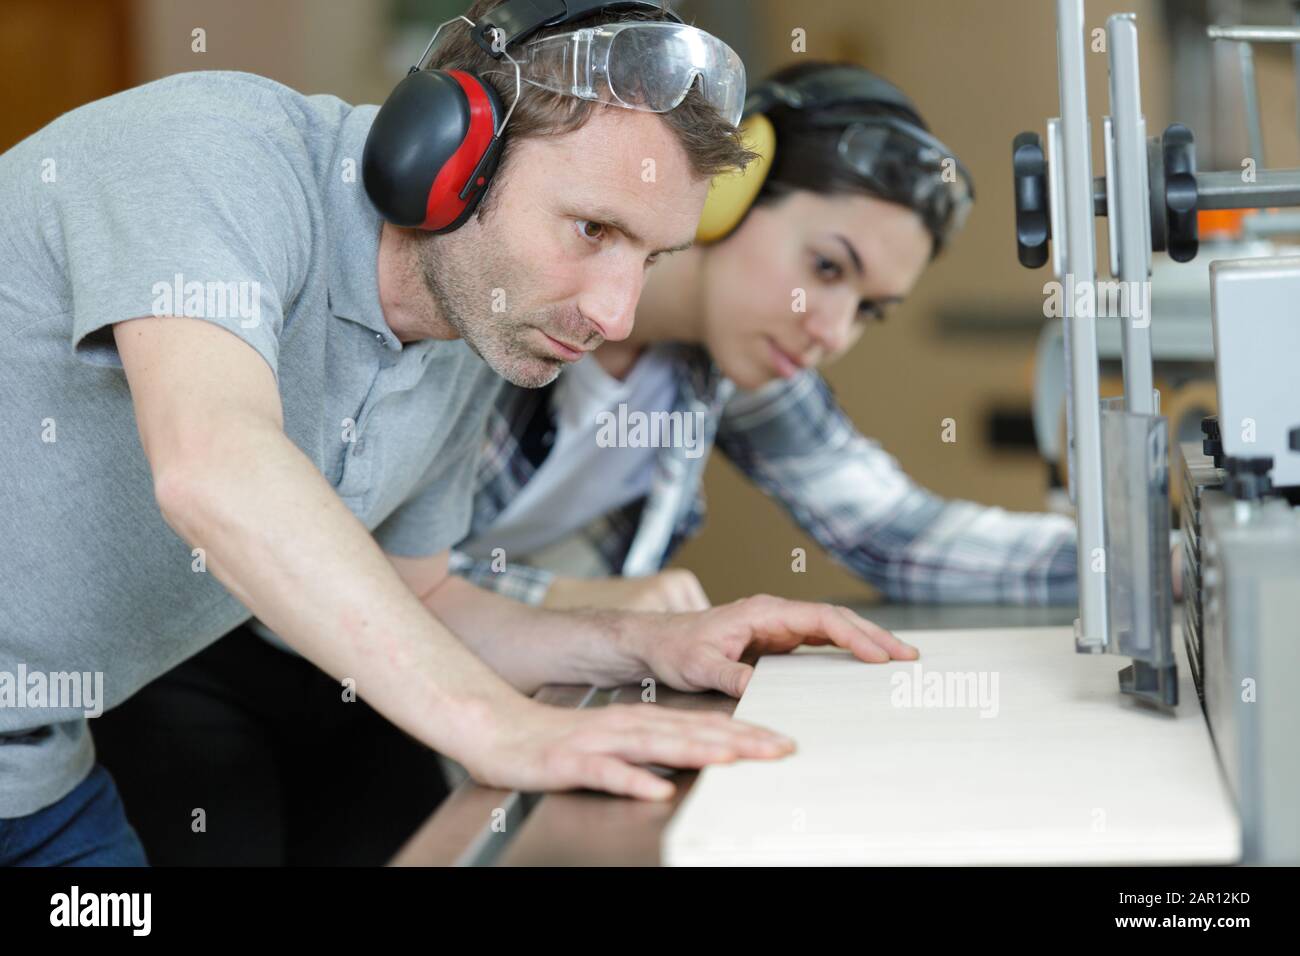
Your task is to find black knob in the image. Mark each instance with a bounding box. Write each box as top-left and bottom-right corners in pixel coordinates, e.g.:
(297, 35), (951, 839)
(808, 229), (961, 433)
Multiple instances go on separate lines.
(1012, 132), (1050, 268)
(1201, 415), (1223, 467)
(1290, 426), (1300, 452)
(1201, 416), (1224, 467)
(1163, 124), (1198, 263)
(1223, 455), (1273, 501)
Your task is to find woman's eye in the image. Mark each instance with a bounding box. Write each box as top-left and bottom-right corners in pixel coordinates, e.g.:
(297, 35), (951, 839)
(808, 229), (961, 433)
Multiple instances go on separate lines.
(858, 300), (887, 322)
(814, 255), (842, 281)
(576, 219), (605, 243)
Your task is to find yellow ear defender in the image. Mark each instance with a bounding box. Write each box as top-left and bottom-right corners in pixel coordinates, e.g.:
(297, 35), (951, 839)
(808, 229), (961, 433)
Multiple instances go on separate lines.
(694, 112), (777, 244)
(695, 67), (939, 244)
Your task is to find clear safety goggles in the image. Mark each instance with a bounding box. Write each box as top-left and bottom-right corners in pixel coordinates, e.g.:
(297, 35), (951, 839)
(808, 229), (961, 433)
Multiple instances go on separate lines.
(834, 116), (975, 247)
(517, 22), (746, 126)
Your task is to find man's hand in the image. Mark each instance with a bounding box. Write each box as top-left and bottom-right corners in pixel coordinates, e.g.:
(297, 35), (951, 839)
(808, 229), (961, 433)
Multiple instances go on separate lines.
(543, 569), (710, 613)
(630, 595), (918, 698)
(461, 696), (794, 801)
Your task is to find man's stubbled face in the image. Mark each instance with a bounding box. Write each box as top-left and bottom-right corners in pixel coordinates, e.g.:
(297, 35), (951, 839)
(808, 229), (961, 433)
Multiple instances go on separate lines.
(417, 106), (708, 388)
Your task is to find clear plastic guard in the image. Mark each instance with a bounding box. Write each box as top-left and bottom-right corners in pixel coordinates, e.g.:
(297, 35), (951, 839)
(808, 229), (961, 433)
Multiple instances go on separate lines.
(1100, 400), (1177, 708)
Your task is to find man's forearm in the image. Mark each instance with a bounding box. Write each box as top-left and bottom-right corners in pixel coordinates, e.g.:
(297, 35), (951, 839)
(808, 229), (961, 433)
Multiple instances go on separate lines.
(156, 418), (524, 760)
(422, 573), (656, 693)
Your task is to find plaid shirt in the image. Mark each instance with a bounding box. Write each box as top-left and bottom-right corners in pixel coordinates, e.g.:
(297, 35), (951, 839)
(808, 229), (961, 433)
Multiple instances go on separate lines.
(450, 345), (1078, 606)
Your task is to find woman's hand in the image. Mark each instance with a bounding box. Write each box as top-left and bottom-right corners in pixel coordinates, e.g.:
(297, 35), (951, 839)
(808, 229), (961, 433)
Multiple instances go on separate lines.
(543, 569), (711, 613)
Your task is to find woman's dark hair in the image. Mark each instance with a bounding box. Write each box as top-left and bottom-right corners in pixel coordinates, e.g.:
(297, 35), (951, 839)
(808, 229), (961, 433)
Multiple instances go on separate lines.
(753, 60), (945, 254)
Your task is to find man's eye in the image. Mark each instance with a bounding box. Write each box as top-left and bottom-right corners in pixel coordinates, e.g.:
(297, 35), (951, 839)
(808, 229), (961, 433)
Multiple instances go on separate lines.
(814, 255), (842, 281)
(576, 220), (605, 242)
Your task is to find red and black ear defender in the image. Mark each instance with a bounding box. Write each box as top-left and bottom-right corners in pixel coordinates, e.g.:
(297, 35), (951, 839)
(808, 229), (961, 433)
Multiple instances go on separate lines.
(362, 0), (683, 234)
(363, 68), (505, 232)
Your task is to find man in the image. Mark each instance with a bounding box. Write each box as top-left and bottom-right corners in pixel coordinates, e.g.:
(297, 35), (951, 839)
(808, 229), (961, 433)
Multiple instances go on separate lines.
(0, 0), (915, 866)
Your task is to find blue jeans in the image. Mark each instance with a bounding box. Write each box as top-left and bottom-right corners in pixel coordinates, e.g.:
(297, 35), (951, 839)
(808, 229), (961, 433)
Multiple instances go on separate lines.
(0, 764), (148, 866)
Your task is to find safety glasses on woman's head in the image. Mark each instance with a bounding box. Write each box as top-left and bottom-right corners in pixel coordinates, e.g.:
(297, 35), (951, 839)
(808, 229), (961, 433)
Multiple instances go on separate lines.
(835, 117), (975, 247)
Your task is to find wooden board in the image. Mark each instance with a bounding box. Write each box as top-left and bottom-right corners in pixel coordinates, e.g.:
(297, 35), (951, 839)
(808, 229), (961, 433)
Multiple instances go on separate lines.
(663, 626), (1240, 865)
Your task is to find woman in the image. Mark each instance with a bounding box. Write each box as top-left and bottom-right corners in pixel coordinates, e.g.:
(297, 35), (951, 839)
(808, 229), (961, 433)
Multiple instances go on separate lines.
(451, 60), (1079, 612)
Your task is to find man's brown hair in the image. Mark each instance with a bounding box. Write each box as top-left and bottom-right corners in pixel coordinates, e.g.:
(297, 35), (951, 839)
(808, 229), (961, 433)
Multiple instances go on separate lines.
(429, 0), (754, 219)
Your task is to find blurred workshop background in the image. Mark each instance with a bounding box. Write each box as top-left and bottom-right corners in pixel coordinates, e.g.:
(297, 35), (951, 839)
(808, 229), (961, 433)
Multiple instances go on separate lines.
(3, 0), (1294, 602)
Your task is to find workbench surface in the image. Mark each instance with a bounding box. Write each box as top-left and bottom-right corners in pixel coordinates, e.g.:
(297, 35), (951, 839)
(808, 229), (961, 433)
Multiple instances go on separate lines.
(389, 603), (1080, 866)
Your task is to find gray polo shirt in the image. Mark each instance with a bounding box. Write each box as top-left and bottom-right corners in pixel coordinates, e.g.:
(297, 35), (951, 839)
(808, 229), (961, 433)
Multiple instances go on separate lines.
(0, 71), (503, 817)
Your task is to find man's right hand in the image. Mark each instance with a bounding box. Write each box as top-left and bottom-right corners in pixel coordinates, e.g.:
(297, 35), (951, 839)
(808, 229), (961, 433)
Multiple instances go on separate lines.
(458, 697), (793, 801)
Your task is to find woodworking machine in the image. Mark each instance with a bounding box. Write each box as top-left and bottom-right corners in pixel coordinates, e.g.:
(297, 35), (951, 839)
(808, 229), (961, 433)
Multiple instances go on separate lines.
(1012, 0), (1300, 863)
